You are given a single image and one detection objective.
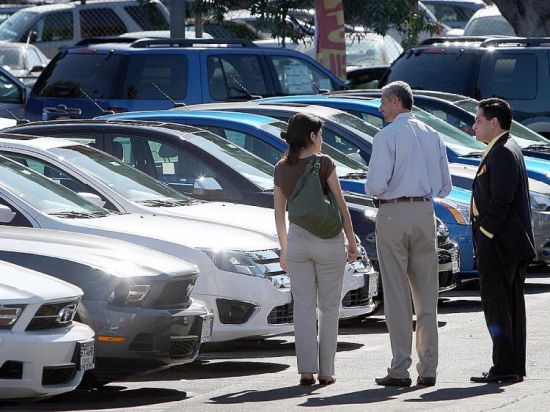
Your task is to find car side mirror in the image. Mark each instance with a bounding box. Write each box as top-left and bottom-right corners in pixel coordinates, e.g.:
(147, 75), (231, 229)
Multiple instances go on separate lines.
(30, 65), (44, 73)
(0, 204), (16, 223)
(78, 192), (106, 207)
(193, 177), (222, 196)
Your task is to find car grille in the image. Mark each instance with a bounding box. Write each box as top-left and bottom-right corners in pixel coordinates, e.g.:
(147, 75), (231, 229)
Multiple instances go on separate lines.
(42, 364), (76, 386)
(153, 276), (197, 308)
(169, 337), (198, 358)
(26, 298), (79, 331)
(0, 361), (23, 379)
(342, 285), (370, 307)
(267, 303), (293, 324)
(128, 333), (155, 352)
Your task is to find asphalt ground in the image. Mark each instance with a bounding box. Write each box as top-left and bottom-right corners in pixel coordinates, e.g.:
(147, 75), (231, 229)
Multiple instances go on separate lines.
(3, 270), (550, 412)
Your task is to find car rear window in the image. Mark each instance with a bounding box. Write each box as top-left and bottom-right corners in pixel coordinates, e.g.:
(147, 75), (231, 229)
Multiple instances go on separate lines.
(32, 53), (127, 98)
(124, 4), (169, 30)
(478, 53), (537, 100)
(386, 51), (479, 96)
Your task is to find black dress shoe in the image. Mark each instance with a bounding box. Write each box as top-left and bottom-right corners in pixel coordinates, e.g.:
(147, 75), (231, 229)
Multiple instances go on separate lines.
(417, 376), (436, 386)
(299, 377), (316, 386)
(470, 372), (521, 383)
(375, 375), (412, 387)
(318, 377), (336, 385)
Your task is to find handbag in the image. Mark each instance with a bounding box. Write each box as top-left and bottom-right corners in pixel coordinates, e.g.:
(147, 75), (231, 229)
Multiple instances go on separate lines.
(288, 155), (343, 239)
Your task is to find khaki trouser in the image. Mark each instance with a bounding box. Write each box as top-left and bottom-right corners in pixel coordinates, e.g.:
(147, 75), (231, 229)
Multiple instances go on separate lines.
(376, 201), (439, 379)
(286, 224), (346, 376)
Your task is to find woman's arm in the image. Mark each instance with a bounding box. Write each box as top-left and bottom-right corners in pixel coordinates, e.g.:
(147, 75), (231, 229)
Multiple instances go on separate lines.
(327, 170), (359, 262)
(274, 185), (289, 272)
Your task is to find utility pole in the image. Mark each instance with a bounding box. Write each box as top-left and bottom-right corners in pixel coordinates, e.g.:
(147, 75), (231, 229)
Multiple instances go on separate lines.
(170, 0), (186, 38)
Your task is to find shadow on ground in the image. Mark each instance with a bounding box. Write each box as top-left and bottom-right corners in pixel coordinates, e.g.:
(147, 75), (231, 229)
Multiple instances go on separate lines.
(1, 387), (187, 411)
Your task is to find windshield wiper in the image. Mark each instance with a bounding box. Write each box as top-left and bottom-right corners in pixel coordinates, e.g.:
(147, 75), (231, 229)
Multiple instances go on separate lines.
(339, 171), (367, 179)
(48, 211), (106, 219)
(525, 144), (550, 152)
(138, 199), (197, 207)
(461, 151), (483, 158)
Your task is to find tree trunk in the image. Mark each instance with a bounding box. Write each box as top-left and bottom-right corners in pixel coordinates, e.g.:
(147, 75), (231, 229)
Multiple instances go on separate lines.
(493, 0), (550, 36)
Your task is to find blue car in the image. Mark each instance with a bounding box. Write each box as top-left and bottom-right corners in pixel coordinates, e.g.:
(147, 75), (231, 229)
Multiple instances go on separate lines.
(104, 108), (474, 275)
(258, 95), (550, 185)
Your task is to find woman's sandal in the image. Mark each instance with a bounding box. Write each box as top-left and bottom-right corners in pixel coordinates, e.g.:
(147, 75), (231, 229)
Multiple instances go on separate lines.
(318, 376), (336, 385)
(299, 374), (316, 386)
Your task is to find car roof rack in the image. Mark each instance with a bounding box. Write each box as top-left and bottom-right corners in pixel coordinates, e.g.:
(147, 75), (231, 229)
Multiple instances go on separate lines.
(130, 38), (257, 48)
(419, 36), (494, 46)
(480, 37), (550, 47)
(74, 37), (134, 47)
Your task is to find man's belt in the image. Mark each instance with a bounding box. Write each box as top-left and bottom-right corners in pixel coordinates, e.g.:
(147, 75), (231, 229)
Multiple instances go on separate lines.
(378, 196), (431, 205)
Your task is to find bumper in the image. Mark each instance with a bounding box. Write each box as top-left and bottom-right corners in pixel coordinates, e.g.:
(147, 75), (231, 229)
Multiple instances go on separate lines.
(84, 299), (210, 378)
(0, 322), (94, 400)
(532, 211), (550, 263)
(339, 261), (379, 319)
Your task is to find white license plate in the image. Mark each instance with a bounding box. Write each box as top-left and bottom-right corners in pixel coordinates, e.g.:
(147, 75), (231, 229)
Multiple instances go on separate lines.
(201, 314), (213, 343)
(78, 340), (95, 372)
(451, 253), (459, 273)
(368, 272), (379, 298)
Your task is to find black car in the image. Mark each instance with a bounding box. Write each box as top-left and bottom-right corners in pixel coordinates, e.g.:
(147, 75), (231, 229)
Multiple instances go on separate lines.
(6, 119), (459, 296)
(380, 37), (550, 138)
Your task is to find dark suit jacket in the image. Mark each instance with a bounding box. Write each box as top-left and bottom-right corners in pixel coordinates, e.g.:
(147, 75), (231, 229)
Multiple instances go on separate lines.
(472, 133), (536, 279)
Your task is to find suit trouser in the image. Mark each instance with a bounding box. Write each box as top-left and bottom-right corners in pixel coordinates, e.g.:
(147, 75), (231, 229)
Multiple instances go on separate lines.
(286, 224), (346, 376)
(475, 230), (527, 376)
(376, 201), (439, 379)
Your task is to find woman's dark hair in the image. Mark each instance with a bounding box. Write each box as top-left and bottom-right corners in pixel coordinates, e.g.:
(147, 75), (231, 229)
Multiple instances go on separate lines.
(281, 113), (323, 164)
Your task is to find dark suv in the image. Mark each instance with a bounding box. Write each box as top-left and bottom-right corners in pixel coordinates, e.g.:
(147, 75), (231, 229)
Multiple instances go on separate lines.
(380, 37), (550, 137)
(25, 37), (347, 120)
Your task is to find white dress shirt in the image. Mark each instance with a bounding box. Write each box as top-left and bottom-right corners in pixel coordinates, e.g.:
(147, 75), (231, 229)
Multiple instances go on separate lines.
(365, 112), (452, 200)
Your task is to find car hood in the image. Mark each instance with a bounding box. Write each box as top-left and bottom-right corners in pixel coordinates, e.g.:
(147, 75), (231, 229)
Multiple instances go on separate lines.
(149, 201), (278, 239)
(0, 227), (199, 279)
(0, 260), (82, 304)
(68, 212), (279, 251)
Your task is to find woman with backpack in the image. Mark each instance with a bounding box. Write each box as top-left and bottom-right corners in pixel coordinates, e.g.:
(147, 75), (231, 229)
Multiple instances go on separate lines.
(274, 112), (359, 386)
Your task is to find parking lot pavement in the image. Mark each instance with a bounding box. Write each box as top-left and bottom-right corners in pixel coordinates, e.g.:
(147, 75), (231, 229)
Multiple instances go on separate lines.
(4, 273), (550, 412)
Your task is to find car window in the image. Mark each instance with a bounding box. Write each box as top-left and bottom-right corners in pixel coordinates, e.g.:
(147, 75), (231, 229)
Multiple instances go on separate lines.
(205, 125), (282, 165)
(270, 55), (334, 94)
(423, 3), (475, 27)
(80, 8), (126, 38)
(124, 54), (187, 100)
(33, 53), (126, 98)
(0, 71), (22, 103)
(26, 47), (42, 69)
(387, 51), (479, 96)
(124, 4), (169, 30)
(479, 53), (537, 100)
(0, 11), (37, 41)
(31, 11), (73, 42)
(207, 55), (268, 100)
(0, 47), (23, 70)
(464, 15), (516, 36)
(322, 127), (363, 163)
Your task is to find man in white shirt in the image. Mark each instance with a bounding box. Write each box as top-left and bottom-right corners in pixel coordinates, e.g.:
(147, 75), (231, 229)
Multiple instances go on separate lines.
(366, 81), (452, 387)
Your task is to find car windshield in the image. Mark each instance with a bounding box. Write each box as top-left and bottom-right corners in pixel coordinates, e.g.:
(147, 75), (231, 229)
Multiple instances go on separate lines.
(327, 111), (378, 142)
(0, 11), (36, 41)
(411, 106), (486, 156)
(192, 130), (275, 190)
(0, 47), (23, 70)
(49, 145), (193, 204)
(267, 120), (367, 176)
(0, 156), (108, 216)
(454, 99), (550, 148)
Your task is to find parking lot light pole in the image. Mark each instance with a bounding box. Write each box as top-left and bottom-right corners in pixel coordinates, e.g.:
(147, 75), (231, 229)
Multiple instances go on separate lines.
(170, 0), (187, 38)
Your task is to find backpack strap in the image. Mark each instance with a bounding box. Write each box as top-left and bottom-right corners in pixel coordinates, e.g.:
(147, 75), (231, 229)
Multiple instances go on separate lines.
(311, 154), (322, 175)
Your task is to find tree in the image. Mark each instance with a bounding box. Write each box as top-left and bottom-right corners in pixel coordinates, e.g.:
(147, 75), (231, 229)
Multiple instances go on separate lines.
(492, 0), (550, 36)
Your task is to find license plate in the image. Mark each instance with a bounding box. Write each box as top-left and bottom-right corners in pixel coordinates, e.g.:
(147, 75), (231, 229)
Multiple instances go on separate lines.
(451, 252), (459, 273)
(201, 314), (213, 343)
(78, 340), (95, 372)
(367, 272), (379, 298)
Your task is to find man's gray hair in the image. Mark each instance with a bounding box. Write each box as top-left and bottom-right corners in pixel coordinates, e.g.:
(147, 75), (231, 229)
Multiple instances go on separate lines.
(381, 81), (413, 110)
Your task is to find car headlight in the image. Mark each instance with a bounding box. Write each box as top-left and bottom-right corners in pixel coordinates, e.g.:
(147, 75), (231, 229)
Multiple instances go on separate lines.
(436, 198), (470, 225)
(202, 249), (266, 277)
(0, 304), (25, 329)
(530, 191), (550, 211)
(436, 217), (449, 237)
(108, 283), (151, 306)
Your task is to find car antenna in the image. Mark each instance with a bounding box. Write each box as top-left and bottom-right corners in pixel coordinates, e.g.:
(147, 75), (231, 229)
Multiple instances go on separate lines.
(311, 81), (329, 94)
(79, 88), (114, 115)
(2, 107), (29, 125)
(230, 76), (262, 99)
(151, 82), (187, 108)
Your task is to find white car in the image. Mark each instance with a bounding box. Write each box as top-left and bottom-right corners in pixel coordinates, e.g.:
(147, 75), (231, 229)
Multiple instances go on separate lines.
(0, 261), (94, 400)
(0, 136), (378, 321)
(0, 153), (292, 342)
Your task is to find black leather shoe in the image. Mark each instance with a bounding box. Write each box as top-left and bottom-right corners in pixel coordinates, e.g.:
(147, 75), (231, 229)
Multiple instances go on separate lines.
(375, 375), (412, 387)
(417, 376), (436, 386)
(318, 377), (336, 385)
(299, 377), (315, 386)
(470, 372), (521, 383)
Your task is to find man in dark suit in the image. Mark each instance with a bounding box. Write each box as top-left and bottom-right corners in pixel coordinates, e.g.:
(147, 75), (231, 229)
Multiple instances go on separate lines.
(470, 98), (536, 384)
